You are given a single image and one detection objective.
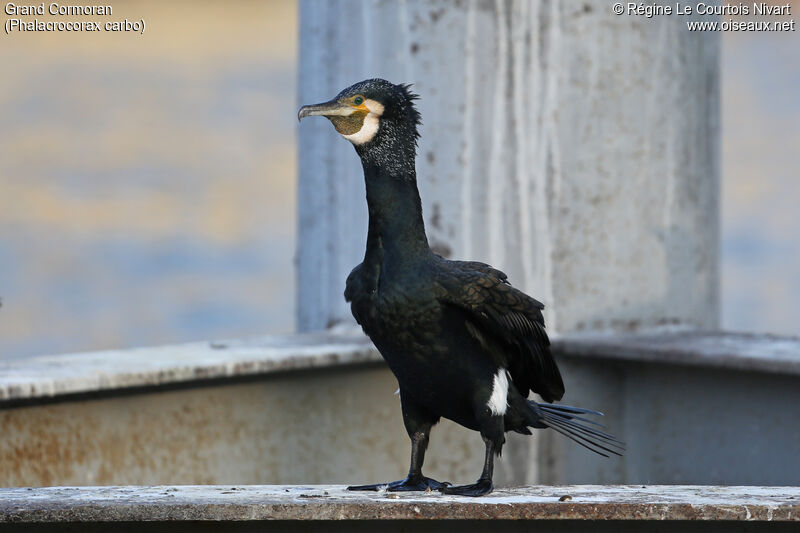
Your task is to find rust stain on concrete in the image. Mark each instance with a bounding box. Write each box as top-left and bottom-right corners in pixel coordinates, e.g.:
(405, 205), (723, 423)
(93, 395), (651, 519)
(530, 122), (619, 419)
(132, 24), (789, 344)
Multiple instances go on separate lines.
(0, 366), (482, 487)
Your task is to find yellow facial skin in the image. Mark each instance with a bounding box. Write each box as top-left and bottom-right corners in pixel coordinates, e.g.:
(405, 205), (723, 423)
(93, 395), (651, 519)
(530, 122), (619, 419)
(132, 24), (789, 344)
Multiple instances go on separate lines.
(330, 95), (368, 135)
(298, 94), (384, 145)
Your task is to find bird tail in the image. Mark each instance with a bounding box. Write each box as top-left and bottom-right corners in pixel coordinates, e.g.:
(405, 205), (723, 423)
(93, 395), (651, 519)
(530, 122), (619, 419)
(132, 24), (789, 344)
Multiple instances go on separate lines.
(529, 401), (625, 458)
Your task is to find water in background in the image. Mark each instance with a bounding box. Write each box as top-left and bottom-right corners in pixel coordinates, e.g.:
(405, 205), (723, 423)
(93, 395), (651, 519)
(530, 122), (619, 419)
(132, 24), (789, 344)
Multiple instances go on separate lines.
(0, 1), (298, 359)
(0, 2), (797, 360)
(721, 28), (800, 335)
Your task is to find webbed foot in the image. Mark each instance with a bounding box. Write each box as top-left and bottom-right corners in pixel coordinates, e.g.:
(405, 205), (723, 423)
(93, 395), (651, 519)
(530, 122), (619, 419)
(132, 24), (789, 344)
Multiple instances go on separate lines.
(440, 478), (493, 497)
(348, 476), (450, 492)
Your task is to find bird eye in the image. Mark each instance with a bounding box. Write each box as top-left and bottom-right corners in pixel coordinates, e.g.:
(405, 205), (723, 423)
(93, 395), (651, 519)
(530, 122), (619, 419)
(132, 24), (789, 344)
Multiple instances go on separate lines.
(353, 96), (364, 106)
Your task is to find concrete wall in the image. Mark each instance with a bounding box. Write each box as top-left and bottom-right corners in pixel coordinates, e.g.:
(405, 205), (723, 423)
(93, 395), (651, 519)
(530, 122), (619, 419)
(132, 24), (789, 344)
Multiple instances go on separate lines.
(0, 365), (484, 488)
(3, 332), (799, 488)
(540, 357), (800, 486)
(297, 0), (720, 334)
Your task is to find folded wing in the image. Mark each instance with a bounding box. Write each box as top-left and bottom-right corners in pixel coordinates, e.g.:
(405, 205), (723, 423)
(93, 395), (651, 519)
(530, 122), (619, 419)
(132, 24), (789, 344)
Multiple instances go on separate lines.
(433, 259), (564, 403)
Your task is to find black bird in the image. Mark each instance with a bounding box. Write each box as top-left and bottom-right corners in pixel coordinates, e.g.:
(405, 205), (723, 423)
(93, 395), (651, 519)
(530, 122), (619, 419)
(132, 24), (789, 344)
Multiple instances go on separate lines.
(298, 79), (622, 496)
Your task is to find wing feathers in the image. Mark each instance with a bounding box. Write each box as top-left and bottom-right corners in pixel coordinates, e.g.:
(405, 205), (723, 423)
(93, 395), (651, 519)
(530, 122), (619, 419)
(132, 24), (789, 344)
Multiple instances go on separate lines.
(434, 259), (564, 402)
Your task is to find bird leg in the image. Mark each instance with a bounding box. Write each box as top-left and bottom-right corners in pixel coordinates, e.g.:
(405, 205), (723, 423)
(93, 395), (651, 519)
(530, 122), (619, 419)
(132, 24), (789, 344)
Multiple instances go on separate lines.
(347, 430), (450, 492)
(440, 437), (495, 496)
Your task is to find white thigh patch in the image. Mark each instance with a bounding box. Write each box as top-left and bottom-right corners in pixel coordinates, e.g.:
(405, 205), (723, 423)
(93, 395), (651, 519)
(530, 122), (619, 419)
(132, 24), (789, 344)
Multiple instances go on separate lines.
(487, 369), (509, 416)
(343, 112), (380, 145)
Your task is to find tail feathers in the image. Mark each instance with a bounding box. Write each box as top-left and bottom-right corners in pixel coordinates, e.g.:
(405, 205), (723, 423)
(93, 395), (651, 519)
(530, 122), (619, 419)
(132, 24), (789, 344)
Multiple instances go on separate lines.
(533, 401), (625, 458)
(539, 403), (607, 428)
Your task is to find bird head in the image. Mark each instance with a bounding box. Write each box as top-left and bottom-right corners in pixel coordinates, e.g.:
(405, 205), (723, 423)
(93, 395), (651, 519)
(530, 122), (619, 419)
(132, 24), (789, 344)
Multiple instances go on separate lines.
(298, 78), (420, 148)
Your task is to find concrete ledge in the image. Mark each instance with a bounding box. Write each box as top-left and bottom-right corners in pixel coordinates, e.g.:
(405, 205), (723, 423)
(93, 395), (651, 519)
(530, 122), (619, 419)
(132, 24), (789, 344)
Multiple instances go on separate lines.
(1, 329), (798, 404)
(0, 331), (378, 402)
(0, 330), (800, 406)
(558, 330), (800, 376)
(1, 485), (799, 523)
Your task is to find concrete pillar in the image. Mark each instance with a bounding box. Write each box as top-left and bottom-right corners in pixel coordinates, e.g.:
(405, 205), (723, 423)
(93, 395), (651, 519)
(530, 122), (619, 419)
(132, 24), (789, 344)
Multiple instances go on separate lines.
(297, 1), (719, 484)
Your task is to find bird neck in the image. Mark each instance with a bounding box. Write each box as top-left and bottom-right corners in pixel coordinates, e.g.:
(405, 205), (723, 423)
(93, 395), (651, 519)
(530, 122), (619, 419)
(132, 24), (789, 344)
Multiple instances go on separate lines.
(360, 159), (431, 266)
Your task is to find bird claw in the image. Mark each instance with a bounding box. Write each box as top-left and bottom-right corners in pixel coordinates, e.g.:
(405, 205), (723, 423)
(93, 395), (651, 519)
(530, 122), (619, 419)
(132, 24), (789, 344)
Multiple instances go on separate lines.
(346, 482), (388, 492)
(348, 476), (450, 492)
(440, 478), (493, 497)
(388, 476), (451, 492)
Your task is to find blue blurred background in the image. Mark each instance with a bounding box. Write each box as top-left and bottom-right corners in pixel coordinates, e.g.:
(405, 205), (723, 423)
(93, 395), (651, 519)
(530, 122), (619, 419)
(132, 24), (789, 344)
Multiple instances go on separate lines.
(0, 1), (797, 360)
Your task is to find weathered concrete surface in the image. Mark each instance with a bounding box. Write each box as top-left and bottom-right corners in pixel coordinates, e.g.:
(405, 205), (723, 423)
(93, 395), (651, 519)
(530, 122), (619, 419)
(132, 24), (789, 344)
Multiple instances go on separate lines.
(0, 365), (484, 488)
(542, 345), (800, 486)
(0, 331), (377, 402)
(559, 330), (800, 376)
(544, 359), (800, 485)
(2, 485), (799, 522)
(3, 330), (797, 404)
(1, 330), (798, 488)
(297, 1), (720, 335)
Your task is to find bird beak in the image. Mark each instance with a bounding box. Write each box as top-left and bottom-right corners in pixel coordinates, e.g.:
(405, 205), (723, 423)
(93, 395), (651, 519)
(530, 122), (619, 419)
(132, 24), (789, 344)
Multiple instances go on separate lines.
(297, 99), (355, 122)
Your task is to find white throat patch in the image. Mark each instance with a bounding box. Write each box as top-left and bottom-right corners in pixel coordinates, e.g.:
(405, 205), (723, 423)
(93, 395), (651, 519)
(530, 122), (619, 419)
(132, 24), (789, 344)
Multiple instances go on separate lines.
(343, 98), (384, 145)
(487, 369), (509, 416)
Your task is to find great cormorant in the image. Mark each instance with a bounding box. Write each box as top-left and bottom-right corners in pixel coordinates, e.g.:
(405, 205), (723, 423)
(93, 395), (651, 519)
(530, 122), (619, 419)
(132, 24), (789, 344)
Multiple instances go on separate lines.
(298, 79), (622, 496)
